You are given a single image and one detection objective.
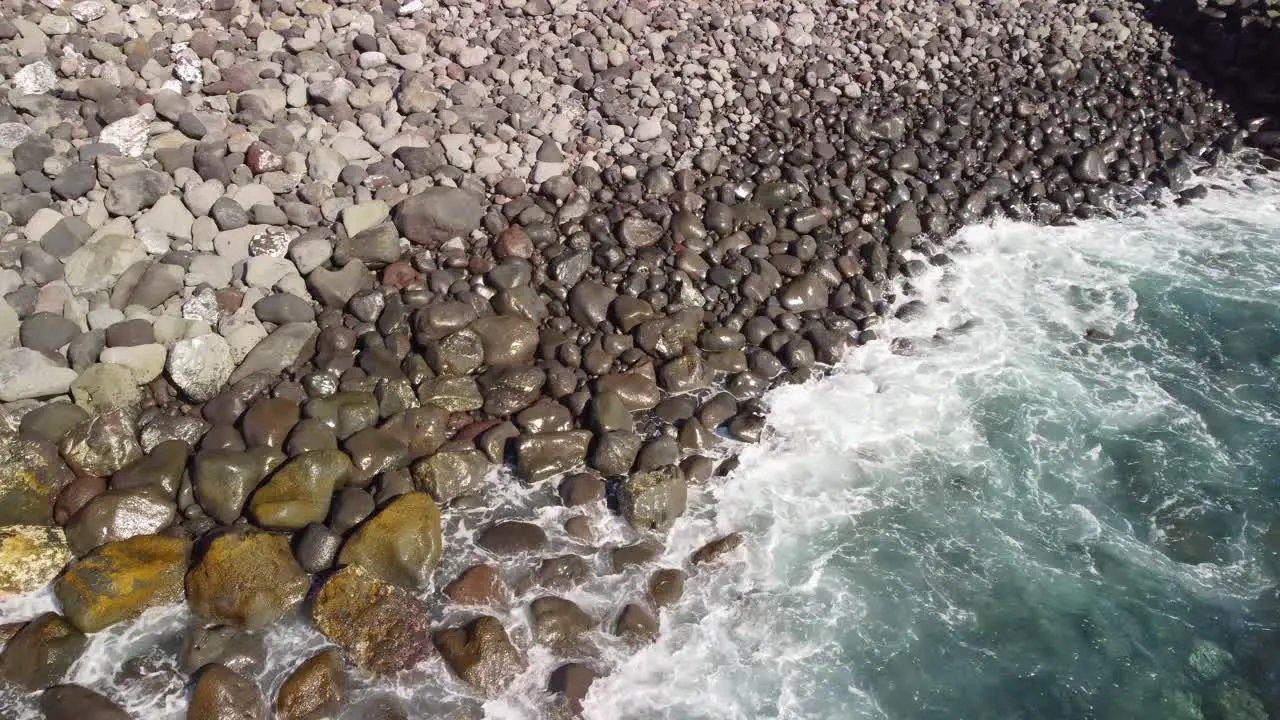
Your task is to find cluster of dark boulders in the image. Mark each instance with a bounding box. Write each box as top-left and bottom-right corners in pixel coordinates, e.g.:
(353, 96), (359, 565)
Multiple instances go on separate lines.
(2, 0), (1280, 713)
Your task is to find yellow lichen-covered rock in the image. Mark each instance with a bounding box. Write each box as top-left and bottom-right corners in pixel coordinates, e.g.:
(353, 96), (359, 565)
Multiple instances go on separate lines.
(337, 491), (441, 589)
(311, 565), (432, 674)
(54, 534), (190, 632)
(0, 525), (71, 596)
(186, 530), (308, 630)
(0, 435), (73, 526)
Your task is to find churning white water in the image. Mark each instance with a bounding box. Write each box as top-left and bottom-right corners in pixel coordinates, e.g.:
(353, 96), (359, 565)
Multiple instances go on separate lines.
(5, 168), (1280, 720)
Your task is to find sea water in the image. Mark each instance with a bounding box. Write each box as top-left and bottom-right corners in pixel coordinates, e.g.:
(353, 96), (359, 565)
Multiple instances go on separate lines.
(3, 169), (1280, 720)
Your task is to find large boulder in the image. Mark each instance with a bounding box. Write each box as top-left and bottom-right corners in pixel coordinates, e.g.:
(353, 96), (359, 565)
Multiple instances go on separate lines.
(0, 613), (88, 690)
(55, 535), (190, 632)
(468, 316), (538, 368)
(275, 649), (346, 720)
(39, 684), (132, 720)
(0, 434), (73, 525)
(186, 530), (309, 630)
(617, 466), (687, 531)
(188, 664), (265, 720)
(59, 409), (142, 478)
(0, 525), (71, 596)
(410, 449), (488, 503)
(530, 596), (595, 654)
(514, 431), (592, 483)
(433, 616), (525, 694)
(63, 490), (176, 556)
(192, 449), (269, 526)
(391, 187), (484, 246)
(337, 491), (441, 589)
(248, 450), (351, 530)
(311, 565), (433, 674)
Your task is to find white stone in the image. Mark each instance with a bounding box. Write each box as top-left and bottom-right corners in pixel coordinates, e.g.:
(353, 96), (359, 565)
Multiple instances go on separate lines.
(71, 0), (107, 21)
(0, 300), (17, 349)
(222, 320), (268, 364)
(341, 201), (389, 238)
(457, 46), (489, 68)
(167, 334), (233, 402)
(634, 117), (662, 141)
(0, 124), (34, 150)
(86, 306), (125, 330)
(0, 348), (78, 402)
(99, 115), (150, 157)
(64, 233), (147, 293)
(136, 194), (194, 239)
(100, 343), (167, 384)
(13, 62), (58, 95)
(186, 254), (234, 288)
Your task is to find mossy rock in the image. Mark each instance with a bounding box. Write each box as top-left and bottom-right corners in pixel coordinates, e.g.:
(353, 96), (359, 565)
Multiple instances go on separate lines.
(0, 525), (71, 596)
(249, 450), (351, 530)
(311, 565), (433, 674)
(186, 530), (309, 630)
(55, 534), (190, 632)
(337, 491), (442, 589)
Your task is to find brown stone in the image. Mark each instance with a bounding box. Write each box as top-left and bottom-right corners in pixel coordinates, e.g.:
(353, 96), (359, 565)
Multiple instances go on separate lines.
(275, 649), (346, 720)
(443, 564), (506, 606)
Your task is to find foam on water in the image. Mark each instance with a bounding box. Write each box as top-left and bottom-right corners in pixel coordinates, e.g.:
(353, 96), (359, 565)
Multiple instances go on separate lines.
(584, 168), (1280, 719)
(5, 169), (1280, 719)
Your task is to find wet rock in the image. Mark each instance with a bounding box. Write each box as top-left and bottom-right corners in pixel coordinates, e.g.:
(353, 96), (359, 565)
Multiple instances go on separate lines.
(610, 540), (660, 573)
(55, 535), (190, 632)
(433, 616), (525, 694)
(530, 596), (595, 653)
(186, 530), (309, 630)
(304, 392), (379, 439)
(558, 472), (605, 506)
(514, 430), (592, 482)
(0, 435), (72, 525)
(293, 523), (342, 574)
(469, 316), (538, 367)
(188, 664), (265, 720)
(692, 533), (744, 565)
(312, 565), (434, 674)
(180, 625), (266, 677)
(444, 564), (506, 606)
(548, 663), (595, 716)
(39, 684), (131, 720)
(340, 427), (404, 484)
(589, 430), (642, 476)
(648, 568), (685, 608)
(19, 404), (89, 444)
(478, 521), (547, 554)
(240, 398), (300, 448)
(249, 450), (352, 529)
(0, 525), (71, 595)
(0, 613), (87, 690)
(275, 649), (346, 720)
(64, 490), (177, 556)
(392, 187), (484, 246)
(534, 555), (591, 591)
(614, 603), (658, 644)
(568, 281), (617, 328)
(338, 491), (442, 589)
(618, 466), (687, 531)
(193, 449), (269, 525)
(380, 406), (449, 457)
(410, 448), (488, 503)
(59, 409), (142, 478)
(595, 374), (661, 411)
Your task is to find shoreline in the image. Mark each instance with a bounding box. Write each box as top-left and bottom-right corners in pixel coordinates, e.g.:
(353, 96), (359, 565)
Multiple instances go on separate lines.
(1, 0), (1279, 716)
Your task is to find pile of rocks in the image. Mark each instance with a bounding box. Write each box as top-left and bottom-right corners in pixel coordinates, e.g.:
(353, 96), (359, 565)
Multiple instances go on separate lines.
(0, 0), (1277, 714)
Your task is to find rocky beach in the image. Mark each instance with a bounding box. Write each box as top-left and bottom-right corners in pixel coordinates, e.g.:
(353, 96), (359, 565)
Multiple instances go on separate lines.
(0, 0), (1279, 717)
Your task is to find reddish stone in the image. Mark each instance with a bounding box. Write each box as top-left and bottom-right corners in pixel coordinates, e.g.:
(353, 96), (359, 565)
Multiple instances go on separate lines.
(493, 225), (533, 259)
(381, 261), (421, 289)
(245, 141), (284, 174)
(453, 419), (502, 445)
(443, 564), (506, 606)
(215, 288), (244, 315)
(447, 412), (475, 433)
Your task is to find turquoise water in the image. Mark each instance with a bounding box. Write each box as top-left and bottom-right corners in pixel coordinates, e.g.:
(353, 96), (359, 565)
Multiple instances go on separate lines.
(586, 171), (1280, 720)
